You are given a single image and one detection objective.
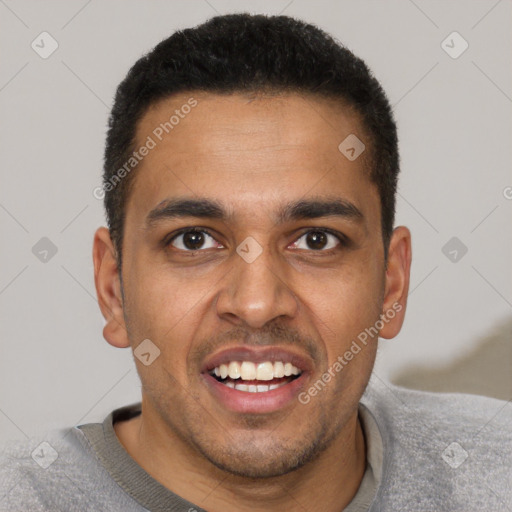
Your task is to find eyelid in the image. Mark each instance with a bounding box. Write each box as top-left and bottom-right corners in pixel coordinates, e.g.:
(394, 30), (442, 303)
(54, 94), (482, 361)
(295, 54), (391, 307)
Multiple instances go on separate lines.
(295, 227), (348, 245)
(165, 226), (349, 252)
(291, 227), (348, 253)
(165, 227), (220, 247)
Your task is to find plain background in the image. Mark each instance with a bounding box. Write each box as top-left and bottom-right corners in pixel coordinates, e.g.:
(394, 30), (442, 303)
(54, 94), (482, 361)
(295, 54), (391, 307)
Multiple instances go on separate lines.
(1, 0), (511, 444)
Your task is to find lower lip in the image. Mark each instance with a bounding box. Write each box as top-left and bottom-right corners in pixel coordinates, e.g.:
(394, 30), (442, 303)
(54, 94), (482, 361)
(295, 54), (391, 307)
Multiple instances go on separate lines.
(202, 373), (307, 414)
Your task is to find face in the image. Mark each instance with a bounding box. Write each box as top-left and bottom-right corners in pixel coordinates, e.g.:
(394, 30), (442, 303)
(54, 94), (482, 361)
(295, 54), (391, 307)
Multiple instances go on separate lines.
(94, 92), (410, 479)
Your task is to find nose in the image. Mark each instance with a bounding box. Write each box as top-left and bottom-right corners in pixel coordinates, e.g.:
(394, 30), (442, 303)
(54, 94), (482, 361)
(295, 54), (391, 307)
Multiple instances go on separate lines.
(215, 239), (299, 329)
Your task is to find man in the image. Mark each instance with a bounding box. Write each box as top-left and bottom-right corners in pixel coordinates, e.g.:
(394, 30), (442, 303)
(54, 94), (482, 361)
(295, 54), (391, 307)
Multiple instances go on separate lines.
(1, 13), (510, 512)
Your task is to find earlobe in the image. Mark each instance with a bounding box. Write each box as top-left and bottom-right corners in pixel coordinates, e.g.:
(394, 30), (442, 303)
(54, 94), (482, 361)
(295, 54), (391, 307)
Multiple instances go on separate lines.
(92, 227), (130, 348)
(379, 226), (412, 340)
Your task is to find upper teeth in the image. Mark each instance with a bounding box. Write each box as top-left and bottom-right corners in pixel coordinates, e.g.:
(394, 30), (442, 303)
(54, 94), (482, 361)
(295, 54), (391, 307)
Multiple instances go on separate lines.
(212, 361), (301, 381)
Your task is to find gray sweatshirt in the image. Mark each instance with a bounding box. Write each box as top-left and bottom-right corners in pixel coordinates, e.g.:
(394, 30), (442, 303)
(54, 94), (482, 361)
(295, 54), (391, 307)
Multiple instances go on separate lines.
(1, 376), (511, 511)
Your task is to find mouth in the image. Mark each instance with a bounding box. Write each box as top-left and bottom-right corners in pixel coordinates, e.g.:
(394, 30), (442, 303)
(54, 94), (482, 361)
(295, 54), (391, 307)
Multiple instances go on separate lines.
(209, 360), (302, 393)
(201, 347), (311, 414)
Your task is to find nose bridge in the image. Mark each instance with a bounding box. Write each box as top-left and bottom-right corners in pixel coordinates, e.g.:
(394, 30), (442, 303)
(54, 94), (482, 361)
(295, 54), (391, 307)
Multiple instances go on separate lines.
(216, 236), (298, 328)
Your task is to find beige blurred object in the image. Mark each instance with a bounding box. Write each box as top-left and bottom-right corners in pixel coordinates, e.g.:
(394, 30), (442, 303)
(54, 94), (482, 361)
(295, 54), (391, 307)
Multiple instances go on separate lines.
(392, 316), (512, 401)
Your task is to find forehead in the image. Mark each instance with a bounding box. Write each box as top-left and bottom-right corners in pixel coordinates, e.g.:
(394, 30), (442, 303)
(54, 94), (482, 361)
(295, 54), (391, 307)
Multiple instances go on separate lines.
(125, 91), (376, 228)
(137, 91), (366, 160)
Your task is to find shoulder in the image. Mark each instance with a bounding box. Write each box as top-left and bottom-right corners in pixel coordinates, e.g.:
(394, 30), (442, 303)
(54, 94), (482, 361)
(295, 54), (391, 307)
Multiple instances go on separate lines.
(0, 423), (135, 512)
(0, 421), (147, 512)
(362, 377), (512, 511)
(0, 426), (93, 511)
(363, 377), (512, 437)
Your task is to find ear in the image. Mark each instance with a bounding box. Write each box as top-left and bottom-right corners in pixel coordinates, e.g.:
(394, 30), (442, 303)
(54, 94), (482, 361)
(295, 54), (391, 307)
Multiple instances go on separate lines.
(93, 227), (130, 348)
(379, 226), (412, 339)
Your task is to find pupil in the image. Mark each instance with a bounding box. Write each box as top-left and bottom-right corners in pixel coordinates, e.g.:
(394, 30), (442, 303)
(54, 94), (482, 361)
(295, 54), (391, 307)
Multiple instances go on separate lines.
(184, 231), (204, 250)
(307, 231), (326, 250)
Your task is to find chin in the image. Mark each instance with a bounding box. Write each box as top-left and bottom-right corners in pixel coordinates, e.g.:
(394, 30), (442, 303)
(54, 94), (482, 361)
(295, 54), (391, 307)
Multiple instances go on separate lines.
(193, 427), (331, 479)
(203, 449), (307, 479)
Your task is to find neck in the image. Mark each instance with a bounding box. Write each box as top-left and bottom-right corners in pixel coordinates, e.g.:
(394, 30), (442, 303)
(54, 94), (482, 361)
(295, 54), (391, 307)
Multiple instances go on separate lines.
(114, 401), (366, 512)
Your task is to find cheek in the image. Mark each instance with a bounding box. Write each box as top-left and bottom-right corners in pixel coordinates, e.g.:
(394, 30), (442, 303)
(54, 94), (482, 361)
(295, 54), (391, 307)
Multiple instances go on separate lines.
(125, 267), (209, 378)
(304, 266), (382, 357)
(132, 259), (212, 322)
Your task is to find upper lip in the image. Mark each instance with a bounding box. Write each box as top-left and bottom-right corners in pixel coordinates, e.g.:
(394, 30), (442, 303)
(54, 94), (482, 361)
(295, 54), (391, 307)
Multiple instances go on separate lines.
(201, 346), (313, 374)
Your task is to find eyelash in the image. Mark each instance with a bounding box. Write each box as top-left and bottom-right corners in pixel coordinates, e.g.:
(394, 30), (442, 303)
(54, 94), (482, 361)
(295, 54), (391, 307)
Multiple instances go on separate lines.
(165, 227), (348, 254)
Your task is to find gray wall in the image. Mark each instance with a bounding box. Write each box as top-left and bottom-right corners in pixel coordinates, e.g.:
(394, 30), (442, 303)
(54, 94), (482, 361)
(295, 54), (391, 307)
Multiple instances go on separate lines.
(1, 0), (511, 443)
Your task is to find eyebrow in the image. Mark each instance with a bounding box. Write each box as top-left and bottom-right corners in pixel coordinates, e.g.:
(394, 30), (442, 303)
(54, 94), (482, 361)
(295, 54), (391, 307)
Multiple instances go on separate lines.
(145, 196), (364, 229)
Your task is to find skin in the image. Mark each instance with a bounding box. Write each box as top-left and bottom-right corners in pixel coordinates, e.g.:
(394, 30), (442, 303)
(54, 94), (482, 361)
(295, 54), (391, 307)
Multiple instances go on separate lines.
(93, 91), (412, 511)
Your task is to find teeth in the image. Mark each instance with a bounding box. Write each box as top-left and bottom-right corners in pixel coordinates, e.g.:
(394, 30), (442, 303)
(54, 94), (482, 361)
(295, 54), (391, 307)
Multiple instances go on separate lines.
(273, 361), (285, 378)
(219, 364), (229, 379)
(284, 362), (300, 376)
(232, 381), (288, 392)
(228, 361), (241, 379)
(240, 361), (257, 380)
(256, 362), (274, 381)
(211, 360), (302, 381)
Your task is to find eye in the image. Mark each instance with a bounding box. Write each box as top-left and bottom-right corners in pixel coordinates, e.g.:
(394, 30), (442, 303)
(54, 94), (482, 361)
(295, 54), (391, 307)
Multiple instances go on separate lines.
(289, 230), (344, 251)
(166, 228), (346, 253)
(167, 228), (223, 251)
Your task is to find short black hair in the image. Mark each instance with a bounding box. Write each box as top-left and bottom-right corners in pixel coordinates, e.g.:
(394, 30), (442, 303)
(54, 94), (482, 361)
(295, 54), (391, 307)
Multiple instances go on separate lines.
(103, 13), (399, 269)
